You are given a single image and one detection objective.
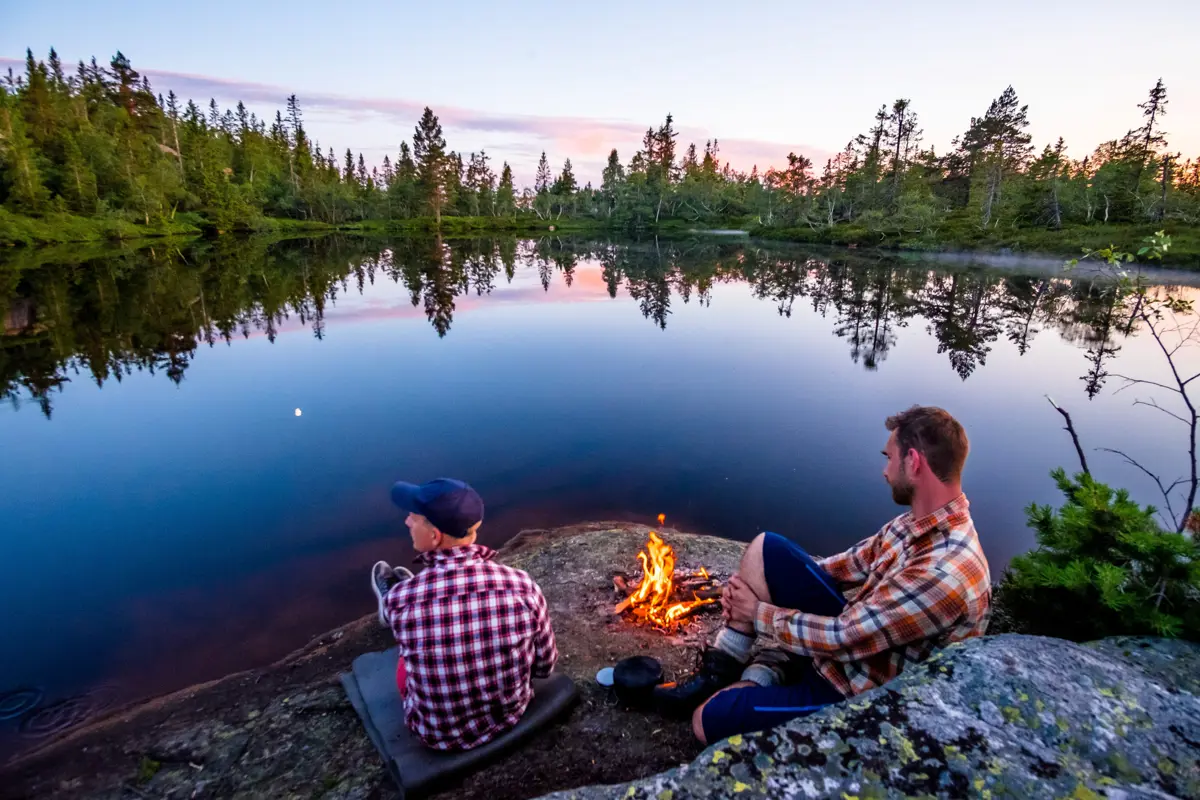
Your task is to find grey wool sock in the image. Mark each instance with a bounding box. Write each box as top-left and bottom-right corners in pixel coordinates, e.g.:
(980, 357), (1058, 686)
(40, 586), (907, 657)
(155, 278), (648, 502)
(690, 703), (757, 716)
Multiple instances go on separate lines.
(712, 627), (755, 663)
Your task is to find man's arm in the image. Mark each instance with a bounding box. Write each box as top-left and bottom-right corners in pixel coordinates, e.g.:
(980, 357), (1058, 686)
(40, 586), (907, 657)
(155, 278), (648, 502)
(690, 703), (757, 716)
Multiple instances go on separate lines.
(754, 560), (967, 662)
(527, 586), (558, 678)
(815, 532), (880, 589)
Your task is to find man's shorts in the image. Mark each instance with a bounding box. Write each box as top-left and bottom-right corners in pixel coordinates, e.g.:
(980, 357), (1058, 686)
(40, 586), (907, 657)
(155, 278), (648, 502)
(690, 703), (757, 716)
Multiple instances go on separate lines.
(700, 532), (847, 742)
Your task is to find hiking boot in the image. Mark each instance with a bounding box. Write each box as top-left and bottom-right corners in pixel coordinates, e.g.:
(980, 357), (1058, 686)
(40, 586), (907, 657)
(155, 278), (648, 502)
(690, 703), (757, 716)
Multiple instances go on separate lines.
(371, 561), (412, 627)
(653, 648), (745, 718)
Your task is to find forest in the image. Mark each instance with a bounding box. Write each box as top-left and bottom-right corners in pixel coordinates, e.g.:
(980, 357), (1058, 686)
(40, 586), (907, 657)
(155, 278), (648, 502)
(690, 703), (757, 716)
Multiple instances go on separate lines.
(2, 48), (1199, 254)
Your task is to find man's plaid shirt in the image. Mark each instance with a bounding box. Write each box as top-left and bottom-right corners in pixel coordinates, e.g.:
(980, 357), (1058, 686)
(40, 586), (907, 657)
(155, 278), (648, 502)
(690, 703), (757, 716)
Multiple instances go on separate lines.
(755, 494), (990, 697)
(384, 544), (558, 751)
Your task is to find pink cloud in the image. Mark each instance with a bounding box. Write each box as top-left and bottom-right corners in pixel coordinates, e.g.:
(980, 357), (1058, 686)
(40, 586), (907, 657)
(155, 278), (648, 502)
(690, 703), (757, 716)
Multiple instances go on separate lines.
(0, 57), (831, 179)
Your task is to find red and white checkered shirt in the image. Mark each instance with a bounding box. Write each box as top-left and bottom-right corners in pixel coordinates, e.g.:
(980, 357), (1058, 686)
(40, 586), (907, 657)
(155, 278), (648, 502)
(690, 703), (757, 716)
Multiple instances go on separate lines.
(384, 544), (558, 751)
(755, 494), (991, 697)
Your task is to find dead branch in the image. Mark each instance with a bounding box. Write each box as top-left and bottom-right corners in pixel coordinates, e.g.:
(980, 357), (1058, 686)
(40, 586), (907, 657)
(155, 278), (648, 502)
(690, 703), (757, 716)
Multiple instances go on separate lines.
(1098, 447), (1181, 530)
(1133, 397), (1190, 426)
(1110, 375), (1182, 395)
(1045, 396), (1090, 475)
(1139, 308), (1200, 530)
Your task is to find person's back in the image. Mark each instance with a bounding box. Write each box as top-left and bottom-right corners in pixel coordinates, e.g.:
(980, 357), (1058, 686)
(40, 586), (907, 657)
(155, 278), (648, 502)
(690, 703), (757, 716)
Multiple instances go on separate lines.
(373, 478), (558, 751)
(388, 543), (556, 750)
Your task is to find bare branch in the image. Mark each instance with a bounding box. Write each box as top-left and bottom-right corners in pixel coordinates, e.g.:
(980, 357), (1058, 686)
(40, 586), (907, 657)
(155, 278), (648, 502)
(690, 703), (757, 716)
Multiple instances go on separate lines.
(1109, 374), (1182, 395)
(1045, 396), (1090, 475)
(1133, 397), (1191, 425)
(1098, 447), (1180, 530)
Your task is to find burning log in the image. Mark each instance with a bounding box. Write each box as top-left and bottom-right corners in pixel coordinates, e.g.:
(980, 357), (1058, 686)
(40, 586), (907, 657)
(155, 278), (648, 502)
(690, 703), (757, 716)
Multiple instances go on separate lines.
(611, 531), (722, 627)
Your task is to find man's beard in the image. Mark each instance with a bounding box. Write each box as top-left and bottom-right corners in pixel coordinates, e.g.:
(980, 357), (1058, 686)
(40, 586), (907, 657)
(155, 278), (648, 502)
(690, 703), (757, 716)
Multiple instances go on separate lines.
(890, 476), (914, 506)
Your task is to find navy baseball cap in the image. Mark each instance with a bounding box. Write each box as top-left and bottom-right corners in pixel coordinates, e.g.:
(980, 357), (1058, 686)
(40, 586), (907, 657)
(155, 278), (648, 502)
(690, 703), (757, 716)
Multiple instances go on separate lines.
(391, 478), (484, 538)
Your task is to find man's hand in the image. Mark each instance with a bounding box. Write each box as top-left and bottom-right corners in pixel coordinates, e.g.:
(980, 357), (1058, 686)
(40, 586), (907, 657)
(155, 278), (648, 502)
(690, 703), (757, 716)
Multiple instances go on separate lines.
(723, 575), (760, 630)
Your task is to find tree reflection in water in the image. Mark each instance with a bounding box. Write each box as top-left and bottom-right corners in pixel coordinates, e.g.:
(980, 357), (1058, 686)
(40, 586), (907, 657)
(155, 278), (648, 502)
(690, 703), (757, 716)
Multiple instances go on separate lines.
(1, 235), (1188, 418)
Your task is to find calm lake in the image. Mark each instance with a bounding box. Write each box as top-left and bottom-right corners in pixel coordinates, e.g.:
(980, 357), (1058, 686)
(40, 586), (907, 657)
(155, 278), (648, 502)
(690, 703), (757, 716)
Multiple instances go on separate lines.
(0, 234), (1195, 753)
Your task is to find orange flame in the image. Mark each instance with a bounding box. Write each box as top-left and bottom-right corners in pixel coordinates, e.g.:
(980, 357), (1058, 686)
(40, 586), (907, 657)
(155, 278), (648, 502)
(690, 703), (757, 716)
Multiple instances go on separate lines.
(625, 531), (717, 627)
(657, 513), (666, 526)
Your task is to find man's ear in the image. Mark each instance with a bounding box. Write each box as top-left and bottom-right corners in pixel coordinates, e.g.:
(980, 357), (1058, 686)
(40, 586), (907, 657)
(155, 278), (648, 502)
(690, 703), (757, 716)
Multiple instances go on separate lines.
(906, 448), (922, 476)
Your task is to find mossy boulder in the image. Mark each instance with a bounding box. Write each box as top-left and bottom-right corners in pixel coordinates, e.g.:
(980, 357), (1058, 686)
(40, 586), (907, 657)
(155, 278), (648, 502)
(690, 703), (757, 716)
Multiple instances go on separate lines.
(540, 635), (1200, 799)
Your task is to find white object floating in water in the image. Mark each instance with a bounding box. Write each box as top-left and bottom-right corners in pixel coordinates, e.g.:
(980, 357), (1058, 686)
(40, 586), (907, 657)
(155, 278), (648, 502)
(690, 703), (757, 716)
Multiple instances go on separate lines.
(595, 667), (615, 687)
(294, 408), (302, 417)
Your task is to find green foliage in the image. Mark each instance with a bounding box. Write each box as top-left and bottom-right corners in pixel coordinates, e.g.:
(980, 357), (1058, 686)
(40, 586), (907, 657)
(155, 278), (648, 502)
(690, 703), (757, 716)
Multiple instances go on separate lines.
(998, 469), (1200, 641)
(3, 48), (1200, 249)
(136, 757), (161, 784)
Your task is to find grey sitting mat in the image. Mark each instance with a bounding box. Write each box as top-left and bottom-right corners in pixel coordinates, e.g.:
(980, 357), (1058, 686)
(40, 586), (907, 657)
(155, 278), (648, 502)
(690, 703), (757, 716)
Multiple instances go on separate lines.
(340, 647), (579, 798)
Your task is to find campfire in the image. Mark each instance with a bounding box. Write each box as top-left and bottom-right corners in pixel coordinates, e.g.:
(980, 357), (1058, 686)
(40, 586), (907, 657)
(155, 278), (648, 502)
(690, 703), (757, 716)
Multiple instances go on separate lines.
(613, 523), (722, 629)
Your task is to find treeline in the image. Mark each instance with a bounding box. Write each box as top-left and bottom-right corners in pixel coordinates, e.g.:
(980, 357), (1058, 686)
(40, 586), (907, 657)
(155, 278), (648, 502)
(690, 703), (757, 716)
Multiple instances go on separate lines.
(2, 48), (1199, 241)
(2, 235), (1168, 417)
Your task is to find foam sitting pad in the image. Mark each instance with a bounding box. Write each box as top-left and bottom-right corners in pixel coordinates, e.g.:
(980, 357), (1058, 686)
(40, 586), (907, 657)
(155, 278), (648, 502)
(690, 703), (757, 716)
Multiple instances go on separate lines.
(340, 647), (579, 797)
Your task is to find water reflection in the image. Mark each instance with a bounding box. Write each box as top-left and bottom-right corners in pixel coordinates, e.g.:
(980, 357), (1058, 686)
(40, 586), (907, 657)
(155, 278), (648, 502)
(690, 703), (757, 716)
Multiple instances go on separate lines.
(1, 235), (1191, 418)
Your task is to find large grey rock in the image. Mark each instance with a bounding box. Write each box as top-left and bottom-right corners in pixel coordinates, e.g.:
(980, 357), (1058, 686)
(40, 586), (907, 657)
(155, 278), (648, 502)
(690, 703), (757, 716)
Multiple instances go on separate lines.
(540, 635), (1200, 799)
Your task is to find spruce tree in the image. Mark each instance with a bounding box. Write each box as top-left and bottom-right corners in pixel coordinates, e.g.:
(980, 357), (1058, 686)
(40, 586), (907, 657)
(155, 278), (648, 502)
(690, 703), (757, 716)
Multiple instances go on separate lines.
(534, 151), (551, 194)
(0, 85), (49, 210)
(554, 158), (577, 195)
(412, 107), (448, 224)
(497, 162), (515, 216)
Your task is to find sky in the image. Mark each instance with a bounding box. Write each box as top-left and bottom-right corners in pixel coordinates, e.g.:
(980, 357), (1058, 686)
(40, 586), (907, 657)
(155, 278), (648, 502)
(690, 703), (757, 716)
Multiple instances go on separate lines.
(4, 0), (1199, 185)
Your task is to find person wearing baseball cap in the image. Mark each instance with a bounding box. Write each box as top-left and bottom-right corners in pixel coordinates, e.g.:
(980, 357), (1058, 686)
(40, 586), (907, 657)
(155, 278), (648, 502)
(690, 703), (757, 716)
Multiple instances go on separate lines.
(371, 478), (559, 751)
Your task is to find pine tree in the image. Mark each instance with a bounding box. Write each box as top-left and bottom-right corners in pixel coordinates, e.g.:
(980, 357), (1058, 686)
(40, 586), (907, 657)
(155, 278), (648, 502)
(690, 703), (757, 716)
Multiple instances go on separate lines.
(655, 114), (678, 182)
(412, 106), (448, 224)
(553, 158), (577, 195)
(883, 99), (921, 201)
(497, 161), (515, 216)
(998, 469), (1200, 641)
(534, 151), (551, 194)
(0, 85), (49, 210)
(960, 86), (1032, 226)
(1137, 79), (1169, 156)
(601, 148), (625, 215)
(47, 48), (65, 90)
(1130, 79), (1169, 190)
(681, 142), (699, 178)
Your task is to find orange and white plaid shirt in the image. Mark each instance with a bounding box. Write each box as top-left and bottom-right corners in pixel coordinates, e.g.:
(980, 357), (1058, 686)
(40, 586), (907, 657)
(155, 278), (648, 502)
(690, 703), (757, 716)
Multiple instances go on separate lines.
(754, 494), (991, 697)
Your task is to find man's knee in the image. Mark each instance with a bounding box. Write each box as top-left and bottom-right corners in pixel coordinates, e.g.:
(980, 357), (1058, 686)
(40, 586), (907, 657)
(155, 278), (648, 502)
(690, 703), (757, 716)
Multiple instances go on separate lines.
(691, 703), (708, 744)
(738, 533), (771, 602)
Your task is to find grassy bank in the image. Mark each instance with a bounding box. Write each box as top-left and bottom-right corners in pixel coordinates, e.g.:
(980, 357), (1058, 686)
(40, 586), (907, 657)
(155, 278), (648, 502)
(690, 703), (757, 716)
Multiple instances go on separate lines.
(0, 209), (612, 248)
(7, 207), (1200, 270)
(750, 217), (1200, 267)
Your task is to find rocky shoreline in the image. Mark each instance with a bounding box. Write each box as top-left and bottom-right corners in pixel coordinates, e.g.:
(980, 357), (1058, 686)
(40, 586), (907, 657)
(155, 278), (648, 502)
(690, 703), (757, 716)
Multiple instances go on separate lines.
(3, 523), (1197, 800)
(0, 523), (743, 799)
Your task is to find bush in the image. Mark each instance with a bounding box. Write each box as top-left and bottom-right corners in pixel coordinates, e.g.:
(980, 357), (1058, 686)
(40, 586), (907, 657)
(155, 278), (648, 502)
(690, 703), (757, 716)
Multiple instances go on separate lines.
(996, 468), (1200, 641)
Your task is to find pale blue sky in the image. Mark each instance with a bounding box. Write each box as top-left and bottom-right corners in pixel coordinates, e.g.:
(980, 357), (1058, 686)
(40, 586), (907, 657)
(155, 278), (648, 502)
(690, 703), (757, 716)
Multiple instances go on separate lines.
(5, 0), (1199, 184)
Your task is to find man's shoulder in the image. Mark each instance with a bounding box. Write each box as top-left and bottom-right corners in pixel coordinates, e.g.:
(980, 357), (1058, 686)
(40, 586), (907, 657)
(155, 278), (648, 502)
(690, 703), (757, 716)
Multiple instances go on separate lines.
(407, 558), (542, 594)
(918, 514), (990, 589)
(478, 560), (544, 593)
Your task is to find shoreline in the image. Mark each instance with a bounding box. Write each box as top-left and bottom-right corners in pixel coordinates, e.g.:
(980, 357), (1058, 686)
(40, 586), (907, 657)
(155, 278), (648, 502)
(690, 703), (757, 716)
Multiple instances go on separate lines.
(0, 522), (743, 800)
(4, 209), (1200, 271)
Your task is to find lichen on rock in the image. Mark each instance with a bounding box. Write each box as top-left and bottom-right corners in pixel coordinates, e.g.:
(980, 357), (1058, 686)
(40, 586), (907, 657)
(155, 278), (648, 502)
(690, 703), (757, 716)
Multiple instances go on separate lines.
(540, 635), (1200, 799)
